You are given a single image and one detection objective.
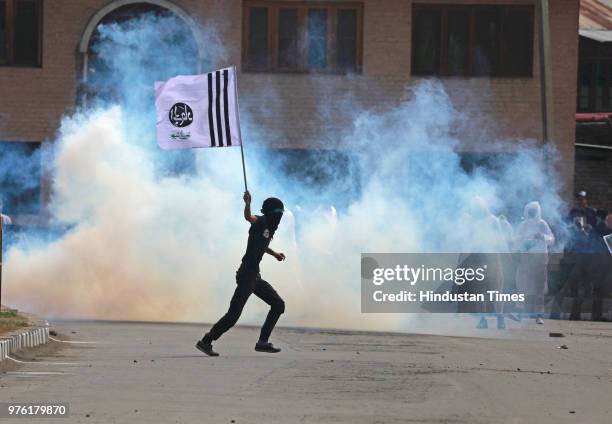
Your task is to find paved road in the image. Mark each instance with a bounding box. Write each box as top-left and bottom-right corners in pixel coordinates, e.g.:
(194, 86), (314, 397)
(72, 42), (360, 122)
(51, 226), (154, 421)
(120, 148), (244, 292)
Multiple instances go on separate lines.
(1, 319), (611, 423)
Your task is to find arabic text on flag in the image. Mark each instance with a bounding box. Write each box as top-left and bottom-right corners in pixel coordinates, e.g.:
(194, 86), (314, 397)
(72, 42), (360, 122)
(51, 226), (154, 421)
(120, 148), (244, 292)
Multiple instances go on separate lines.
(155, 66), (242, 150)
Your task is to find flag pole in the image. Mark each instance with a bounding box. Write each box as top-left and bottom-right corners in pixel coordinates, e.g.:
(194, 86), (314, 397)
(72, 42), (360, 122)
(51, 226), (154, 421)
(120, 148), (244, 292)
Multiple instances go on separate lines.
(240, 143), (248, 192)
(233, 66), (248, 192)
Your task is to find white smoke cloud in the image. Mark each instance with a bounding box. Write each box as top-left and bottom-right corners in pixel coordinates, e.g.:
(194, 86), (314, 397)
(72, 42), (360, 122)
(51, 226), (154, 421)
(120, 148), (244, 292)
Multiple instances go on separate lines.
(2, 14), (566, 333)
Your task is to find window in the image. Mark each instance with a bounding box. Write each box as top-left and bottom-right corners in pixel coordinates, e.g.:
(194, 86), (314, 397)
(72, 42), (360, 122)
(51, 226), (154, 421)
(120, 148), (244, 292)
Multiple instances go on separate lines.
(0, 0), (42, 66)
(308, 9), (327, 69)
(0, 2), (6, 62)
(577, 60), (612, 112)
(412, 4), (533, 77)
(247, 7), (269, 69)
(84, 3), (198, 105)
(337, 9), (358, 72)
(577, 37), (612, 112)
(243, 1), (363, 73)
(267, 148), (360, 213)
(278, 8), (298, 68)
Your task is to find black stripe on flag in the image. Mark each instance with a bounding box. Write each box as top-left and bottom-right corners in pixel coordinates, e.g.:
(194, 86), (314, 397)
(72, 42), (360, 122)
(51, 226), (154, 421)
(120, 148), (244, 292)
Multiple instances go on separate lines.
(215, 70), (224, 147)
(207, 73), (216, 147)
(223, 69), (232, 146)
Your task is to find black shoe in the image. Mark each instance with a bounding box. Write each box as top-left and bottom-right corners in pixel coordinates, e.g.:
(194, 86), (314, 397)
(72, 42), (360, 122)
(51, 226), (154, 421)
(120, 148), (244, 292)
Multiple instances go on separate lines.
(255, 341), (281, 353)
(196, 339), (219, 357)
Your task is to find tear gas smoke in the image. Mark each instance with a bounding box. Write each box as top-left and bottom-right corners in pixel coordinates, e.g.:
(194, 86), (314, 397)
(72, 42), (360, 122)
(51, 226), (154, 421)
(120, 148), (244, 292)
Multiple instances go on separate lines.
(2, 15), (567, 333)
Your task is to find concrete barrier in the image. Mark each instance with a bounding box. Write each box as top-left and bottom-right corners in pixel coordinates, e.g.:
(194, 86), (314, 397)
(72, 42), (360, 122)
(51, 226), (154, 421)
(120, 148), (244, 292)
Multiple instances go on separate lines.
(0, 327), (49, 362)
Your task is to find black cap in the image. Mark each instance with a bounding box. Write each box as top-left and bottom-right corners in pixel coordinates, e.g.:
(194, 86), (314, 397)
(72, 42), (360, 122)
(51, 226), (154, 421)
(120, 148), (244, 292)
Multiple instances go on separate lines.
(261, 197), (284, 215)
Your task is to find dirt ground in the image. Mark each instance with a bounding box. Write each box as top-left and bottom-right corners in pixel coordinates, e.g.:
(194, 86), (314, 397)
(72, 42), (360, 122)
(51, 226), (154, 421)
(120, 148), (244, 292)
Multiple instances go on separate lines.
(0, 317), (611, 423)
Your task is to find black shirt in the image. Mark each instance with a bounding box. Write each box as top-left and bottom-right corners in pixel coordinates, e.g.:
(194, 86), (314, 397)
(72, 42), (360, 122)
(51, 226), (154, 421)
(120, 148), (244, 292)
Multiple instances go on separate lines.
(240, 215), (272, 271)
(569, 206), (597, 228)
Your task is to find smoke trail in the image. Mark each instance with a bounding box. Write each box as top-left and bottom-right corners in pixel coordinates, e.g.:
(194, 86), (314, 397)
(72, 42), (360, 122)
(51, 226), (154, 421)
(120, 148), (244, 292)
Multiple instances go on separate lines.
(2, 15), (566, 332)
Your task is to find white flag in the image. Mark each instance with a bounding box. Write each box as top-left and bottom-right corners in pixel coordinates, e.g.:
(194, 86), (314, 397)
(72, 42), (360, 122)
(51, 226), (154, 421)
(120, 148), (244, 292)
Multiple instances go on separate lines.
(155, 66), (242, 150)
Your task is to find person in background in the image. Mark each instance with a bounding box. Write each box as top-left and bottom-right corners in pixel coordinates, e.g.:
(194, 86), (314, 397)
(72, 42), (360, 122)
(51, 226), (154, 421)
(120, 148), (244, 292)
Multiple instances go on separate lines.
(498, 215), (520, 321)
(590, 210), (612, 321)
(514, 201), (555, 324)
(498, 215), (514, 251)
(458, 197), (505, 330)
(569, 191), (597, 229)
(553, 205), (600, 321)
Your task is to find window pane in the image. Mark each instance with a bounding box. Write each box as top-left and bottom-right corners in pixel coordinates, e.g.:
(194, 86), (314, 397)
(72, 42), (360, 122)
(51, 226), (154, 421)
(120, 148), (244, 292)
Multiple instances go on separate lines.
(278, 8), (298, 68)
(412, 9), (441, 75)
(14, 0), (40, 66)
(595, 62), (605, 111)
(0, 1), (6, 64)
(608, 61), (612, 110)
(248, 7), (268, 70)
(308, 9), (327, 69)
(579, 96), (589, 110)
(447, 9), (469, 75)
(500, 7), (533, 76)
(473, 6), (500, 76)
(578, 62), (593, 111)
(337, 9), (357, 72)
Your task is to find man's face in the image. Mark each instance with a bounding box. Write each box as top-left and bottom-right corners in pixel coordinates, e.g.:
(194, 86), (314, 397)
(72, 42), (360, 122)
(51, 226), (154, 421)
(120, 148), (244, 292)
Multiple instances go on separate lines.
(273, 212), (283, 223)
(265, 210), (283, 228)
(574, 216), (584, 229)
(577, 197), (588, 208)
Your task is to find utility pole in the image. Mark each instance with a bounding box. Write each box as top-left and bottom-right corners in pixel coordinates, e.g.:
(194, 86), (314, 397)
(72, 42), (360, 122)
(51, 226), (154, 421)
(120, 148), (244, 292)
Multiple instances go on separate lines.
(538, 0), (555, 146)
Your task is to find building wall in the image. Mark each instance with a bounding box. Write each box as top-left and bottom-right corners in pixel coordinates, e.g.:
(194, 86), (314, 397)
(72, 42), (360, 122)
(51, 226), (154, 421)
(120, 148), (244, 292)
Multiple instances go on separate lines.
(0, 0), (580, 212)
(575, 148), (612, 211)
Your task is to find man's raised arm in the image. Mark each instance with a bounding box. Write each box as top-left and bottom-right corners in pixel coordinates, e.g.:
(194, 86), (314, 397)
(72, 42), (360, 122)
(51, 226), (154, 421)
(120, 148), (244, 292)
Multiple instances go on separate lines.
(243, 191), (257, 223)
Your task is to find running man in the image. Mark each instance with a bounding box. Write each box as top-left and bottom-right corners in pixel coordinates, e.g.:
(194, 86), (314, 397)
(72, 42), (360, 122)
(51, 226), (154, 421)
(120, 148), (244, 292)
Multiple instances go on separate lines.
(196, 191), (286, 356)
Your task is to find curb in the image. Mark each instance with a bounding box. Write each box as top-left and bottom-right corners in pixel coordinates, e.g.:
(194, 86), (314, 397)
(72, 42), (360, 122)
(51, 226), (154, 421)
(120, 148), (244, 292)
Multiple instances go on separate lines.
(0, 327), (49, 362)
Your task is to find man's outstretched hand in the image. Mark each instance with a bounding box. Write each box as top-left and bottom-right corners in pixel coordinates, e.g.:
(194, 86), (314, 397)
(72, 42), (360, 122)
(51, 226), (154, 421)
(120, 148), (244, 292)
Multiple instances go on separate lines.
(243, 191), (252, 205)
(274, 252), (286, 262)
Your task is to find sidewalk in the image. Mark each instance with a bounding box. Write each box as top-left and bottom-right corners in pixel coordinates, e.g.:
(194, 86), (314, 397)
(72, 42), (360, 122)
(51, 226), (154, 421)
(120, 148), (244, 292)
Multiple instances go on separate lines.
(0, 305), (50, 362)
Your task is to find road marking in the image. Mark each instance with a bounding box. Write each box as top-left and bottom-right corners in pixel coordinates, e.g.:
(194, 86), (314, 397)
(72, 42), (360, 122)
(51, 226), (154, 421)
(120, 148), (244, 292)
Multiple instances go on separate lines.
(6, 371), (66, 376)
(50, 337), (97, 344)
(6, 356), (80, 366)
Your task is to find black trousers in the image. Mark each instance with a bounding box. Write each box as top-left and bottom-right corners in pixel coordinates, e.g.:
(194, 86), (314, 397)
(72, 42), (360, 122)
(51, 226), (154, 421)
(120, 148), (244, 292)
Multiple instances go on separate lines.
(552, 253), (610, 320)
(205, 268), (285, 343)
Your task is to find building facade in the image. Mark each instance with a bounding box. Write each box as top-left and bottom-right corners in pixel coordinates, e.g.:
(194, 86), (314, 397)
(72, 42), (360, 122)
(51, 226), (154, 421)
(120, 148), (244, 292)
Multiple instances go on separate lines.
(575, 0), (612, 211)
(0, 0), (580, 221)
